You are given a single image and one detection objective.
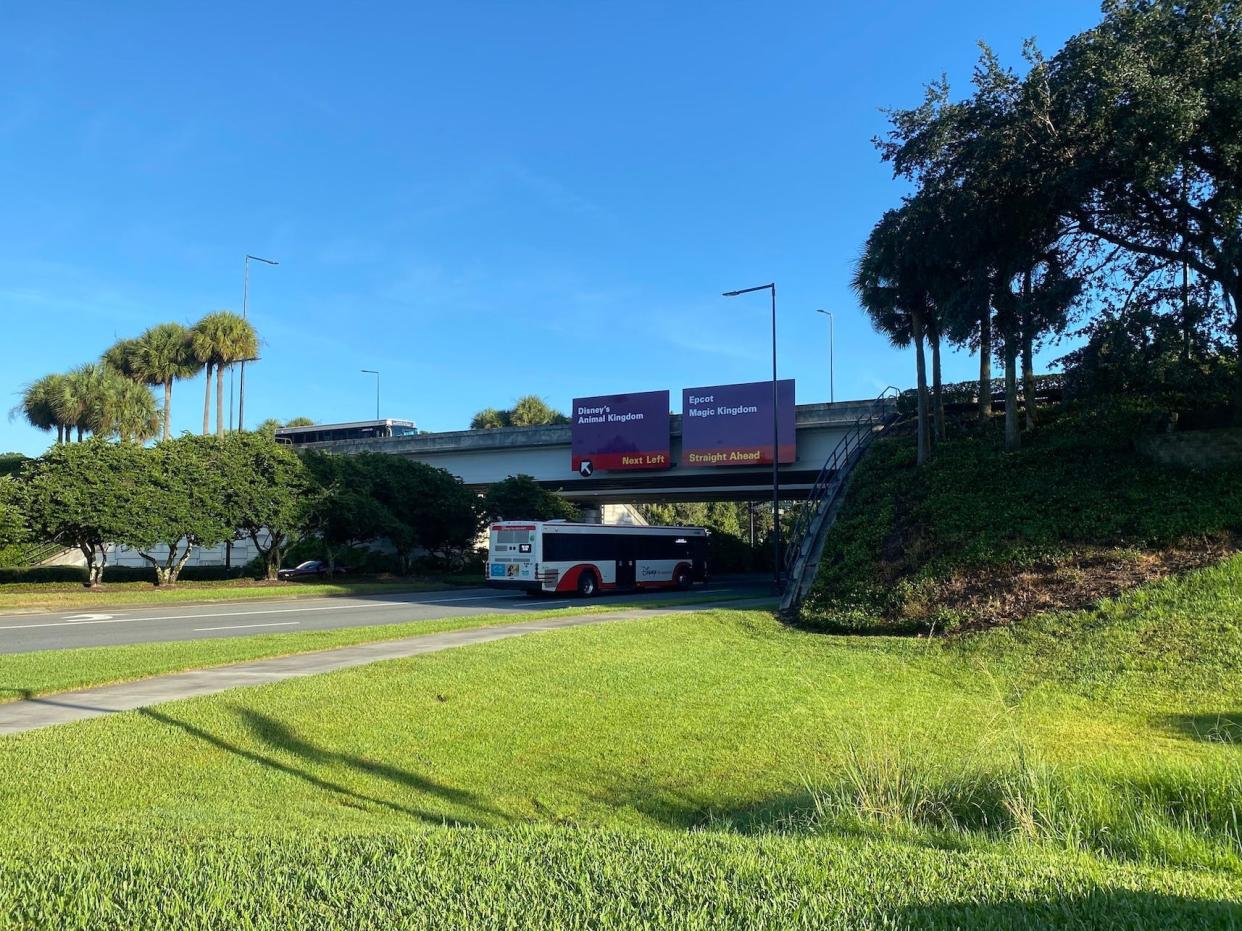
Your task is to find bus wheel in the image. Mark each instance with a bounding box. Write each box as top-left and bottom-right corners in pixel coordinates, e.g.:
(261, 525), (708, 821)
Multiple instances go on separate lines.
(577, 571), (598, 598)
(674, 567), (692, 591)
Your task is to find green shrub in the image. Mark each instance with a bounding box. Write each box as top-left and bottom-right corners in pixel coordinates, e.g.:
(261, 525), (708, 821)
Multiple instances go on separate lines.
(0, 566), (88, 585)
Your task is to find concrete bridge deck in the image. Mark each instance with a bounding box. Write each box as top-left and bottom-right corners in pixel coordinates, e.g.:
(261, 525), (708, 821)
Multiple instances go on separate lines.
(298, 400), (887, 504)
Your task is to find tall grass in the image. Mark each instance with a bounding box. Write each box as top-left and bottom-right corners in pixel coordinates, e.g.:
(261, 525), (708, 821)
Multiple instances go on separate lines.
(798, 737), (1242, 873)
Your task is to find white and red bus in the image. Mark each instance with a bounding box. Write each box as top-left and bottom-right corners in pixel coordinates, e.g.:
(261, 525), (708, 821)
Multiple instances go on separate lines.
(487, 520), (709, 596)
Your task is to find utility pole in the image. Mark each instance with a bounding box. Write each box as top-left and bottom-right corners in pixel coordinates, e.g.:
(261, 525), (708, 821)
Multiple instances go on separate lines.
(238, 254), (278, 430)
(723, 283), (782, 592)
(816, 308), (835, 403)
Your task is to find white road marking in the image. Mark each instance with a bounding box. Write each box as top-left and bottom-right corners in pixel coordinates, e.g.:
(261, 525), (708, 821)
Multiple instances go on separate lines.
(0, 594), (584, 630)
(194, 621), (301, 632)
(0, 587), (734, 632)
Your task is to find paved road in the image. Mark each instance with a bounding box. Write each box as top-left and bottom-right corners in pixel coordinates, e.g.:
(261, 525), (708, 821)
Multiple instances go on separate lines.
(0, 581), (769, 654)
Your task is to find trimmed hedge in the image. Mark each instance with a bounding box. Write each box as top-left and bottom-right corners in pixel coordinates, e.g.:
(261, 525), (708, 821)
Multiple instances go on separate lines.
(0, 565), (254, 586)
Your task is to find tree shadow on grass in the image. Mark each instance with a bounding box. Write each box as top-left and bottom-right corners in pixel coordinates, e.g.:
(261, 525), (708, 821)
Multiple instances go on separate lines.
(894, 890), (1241, 930)
(1163, 711), (1242, 747)
(139, 706), (506, 826)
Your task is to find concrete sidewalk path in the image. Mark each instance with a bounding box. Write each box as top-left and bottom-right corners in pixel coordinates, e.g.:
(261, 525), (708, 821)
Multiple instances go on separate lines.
(0, 599), (772, 736)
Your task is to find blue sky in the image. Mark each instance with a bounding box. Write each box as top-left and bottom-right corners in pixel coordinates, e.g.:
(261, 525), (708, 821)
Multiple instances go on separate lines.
(1, 1), (1102, 455)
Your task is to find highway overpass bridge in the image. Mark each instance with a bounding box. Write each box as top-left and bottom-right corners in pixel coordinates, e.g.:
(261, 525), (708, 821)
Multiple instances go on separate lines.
(300, 399), (891, 505)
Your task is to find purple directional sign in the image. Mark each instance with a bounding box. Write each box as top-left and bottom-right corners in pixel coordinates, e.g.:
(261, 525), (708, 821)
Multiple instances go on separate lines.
(681, 379), (796, 466)
(571, 390), (671, 472)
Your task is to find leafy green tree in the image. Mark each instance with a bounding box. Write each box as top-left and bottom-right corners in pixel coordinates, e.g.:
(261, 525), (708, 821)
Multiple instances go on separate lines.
(122, 436), (233, 585)
(283, 416), (315, 427)
(217, 433), (315, 580)
(362, 454), (480, 572)
(880, 44), (1076, 450)
(302, 452), (397, 575)
(22, 441), (139, 586)
(482, 475), (578, 522)
(0, 476), (25, 548)
(191, 311), (259, 437)
(1049, 0), (1242, 413)
(0, 454), (26, 479)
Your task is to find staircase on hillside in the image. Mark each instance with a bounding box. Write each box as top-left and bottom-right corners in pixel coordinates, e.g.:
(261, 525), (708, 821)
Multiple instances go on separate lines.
(779, 388), (900, 615)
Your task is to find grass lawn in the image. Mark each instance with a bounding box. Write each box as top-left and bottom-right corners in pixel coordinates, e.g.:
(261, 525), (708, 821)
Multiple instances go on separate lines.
(0, 561), (1238, 927)
(0, 575), (482, 613)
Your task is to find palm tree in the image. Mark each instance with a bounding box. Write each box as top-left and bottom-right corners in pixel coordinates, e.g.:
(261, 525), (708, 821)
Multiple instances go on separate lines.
(191, 311), (258, 438)
(853, 207), (931, 465)
(53, 365), (103, 442)
(509, 395), (569, 426)
(470, 407), (510, 429)
(101, 338), (141, 378)
(13, 374), (69, 444)
(123, 323), (199, 440)
(92, 371), (160, 443)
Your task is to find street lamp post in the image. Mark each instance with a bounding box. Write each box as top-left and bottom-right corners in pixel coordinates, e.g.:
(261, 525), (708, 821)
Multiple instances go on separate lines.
(361, 369), (380, 420)
(238, 254), (278, 430)
(816, 309), (835, 403)
(723, 282), (782, 592)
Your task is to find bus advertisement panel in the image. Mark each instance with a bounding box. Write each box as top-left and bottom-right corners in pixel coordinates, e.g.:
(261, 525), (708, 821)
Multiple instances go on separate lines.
(681, 379), (796, 466)
(571, 389), (671, 473)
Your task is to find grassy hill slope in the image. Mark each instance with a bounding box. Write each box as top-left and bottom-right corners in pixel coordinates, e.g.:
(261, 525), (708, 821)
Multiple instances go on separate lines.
(802, 403), (1242, 633)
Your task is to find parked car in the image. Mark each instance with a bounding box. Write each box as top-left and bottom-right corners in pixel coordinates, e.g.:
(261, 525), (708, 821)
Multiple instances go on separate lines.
(277, 560), (354, 580)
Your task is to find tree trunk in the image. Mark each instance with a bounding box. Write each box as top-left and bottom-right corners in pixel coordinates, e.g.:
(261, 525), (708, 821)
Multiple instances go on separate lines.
(81, 544), (105, 588)
(141, 541), (194, 586)
(1182, 261), (1193, 364)
(76, 425), (84, 442)
(1021, 270), (1036, 431)
(216, 364), (225, 438)
(169, 542), (194, 585)
(203, 362), (212, 436)
(163, 380), (172, 441)
(1229, 277), (1242, 424)
(251, 529), (282, 581)
(56, 424), (64, 444)
(1004, 323), (1020, 452)
(978, 309), (993, 421)
(931, 327), (945, 444)
(912, 312), (930, 466)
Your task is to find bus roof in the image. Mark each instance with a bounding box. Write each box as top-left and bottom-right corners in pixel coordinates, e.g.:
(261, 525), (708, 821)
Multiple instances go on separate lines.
(274, 418), (416, 435)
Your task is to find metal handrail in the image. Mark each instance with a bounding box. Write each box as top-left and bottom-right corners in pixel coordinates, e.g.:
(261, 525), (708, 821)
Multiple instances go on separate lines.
(781, 387), (900, 581)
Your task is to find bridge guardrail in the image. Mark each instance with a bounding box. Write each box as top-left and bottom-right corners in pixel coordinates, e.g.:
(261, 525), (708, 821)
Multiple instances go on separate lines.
(780, 386), (901, 610)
